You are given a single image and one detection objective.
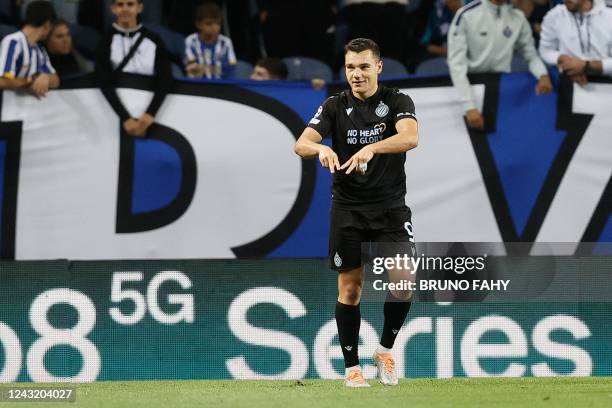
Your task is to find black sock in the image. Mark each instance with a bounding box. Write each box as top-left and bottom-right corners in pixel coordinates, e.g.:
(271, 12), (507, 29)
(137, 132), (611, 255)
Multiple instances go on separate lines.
(380, 292), (411, 349)
(335, 301), (361, 368)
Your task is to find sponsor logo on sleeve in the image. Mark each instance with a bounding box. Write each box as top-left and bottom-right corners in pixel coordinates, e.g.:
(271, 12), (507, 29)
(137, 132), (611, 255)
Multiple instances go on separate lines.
(309, 105), (323, 125)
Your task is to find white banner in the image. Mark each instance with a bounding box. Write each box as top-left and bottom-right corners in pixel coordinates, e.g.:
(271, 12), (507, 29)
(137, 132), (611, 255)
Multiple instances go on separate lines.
(0, 76), (609, 260)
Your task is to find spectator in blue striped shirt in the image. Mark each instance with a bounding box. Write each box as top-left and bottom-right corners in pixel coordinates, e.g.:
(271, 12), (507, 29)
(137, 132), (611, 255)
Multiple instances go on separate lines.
(184, 3), (236, 79)
(0, 1), (60, 96)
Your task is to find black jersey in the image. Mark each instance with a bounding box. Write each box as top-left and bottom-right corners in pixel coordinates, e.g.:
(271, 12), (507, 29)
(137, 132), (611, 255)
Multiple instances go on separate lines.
(308, 85), (417, 210)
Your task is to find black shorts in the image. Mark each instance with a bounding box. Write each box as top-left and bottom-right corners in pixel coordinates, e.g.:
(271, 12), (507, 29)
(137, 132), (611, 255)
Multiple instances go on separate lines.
(329, 204), (415, 272)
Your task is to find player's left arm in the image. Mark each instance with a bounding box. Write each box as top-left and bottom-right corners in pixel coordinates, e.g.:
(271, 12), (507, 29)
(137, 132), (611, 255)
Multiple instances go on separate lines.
(369, 118), (418, 154)
(340, 117), (418, 174)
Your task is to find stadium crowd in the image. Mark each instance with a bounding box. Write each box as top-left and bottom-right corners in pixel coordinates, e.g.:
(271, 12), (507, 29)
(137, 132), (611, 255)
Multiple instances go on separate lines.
(0, 0), (611, 130)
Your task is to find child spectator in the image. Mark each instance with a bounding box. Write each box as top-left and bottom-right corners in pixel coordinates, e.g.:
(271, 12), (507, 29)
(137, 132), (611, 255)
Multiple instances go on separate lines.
(184, 2), (236, 79)
(95, 0), (171, 137)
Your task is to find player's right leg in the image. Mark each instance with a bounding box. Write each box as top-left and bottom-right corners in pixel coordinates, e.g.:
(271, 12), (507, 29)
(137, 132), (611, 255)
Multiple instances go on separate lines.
(337, 267), (369, 387)
(330, 207), (369, 387)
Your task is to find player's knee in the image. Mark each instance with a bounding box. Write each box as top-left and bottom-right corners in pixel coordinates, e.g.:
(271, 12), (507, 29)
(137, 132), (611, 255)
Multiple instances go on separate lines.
(339, 282), (362, 305)
(390, 288), (413, 301)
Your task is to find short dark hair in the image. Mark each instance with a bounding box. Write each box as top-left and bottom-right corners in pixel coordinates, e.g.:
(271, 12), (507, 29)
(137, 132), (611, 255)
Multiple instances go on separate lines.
(196, 2), (222, 22)
(255, 57), (288, 80)
(24, 1), (57, 27)
(344, 38), (380, 60)
(50, 18), (70, 30)
(111, 0), (143, 3)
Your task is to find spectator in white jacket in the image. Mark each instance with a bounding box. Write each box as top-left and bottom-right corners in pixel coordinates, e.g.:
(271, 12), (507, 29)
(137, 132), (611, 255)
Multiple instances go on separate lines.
(448, 0), (553, 129)
(539, 0), (612, 84)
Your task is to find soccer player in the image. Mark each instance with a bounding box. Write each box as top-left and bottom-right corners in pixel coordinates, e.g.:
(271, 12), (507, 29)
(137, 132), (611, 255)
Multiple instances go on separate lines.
(294, 38), (419, 387)
(95, 0), (171, 137)
(0, 1), (60, 96)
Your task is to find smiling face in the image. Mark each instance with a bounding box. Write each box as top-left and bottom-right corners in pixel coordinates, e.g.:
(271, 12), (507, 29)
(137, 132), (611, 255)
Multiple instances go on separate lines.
(345, 49), (382, 100)
(111, 0), (143, 29)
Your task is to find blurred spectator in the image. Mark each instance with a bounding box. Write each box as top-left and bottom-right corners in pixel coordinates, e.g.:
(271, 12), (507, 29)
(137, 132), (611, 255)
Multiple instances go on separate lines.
(342, 0), (409, 62)
(513, 0), (550, 45)
(250, 56), (326, 90)
(165, 0), (260, 63)
(0, 1), (59, 96)
(448, 0), (552, 129)
(95, 0), (171, 137)
(46, 19), (93, 77)
(539, 0), (612, 84)
(257, 0), (335, 66)
(250, 57), (287, 80)
(420, 0), (463, 58)
(21, 0), (78, 24)
(184, 2), (236, 79)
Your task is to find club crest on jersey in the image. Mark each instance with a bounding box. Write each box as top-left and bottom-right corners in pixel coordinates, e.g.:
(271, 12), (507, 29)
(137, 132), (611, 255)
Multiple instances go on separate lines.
(334, 252), (342, 267)
(375, 101), (389, 117)
(503, 26), (512, 38)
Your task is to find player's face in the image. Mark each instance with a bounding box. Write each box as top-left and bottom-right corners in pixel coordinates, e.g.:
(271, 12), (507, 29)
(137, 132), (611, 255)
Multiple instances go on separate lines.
(250, 66), (272, 80)
(46, 24), (72, 55)
(197, 18), (221, 41)
(345, 50), (382, 99)
(111, 0), (143, 28)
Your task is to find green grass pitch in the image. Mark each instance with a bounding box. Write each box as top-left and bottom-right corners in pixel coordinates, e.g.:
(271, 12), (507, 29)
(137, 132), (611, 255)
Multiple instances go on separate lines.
(4, 377), (612, 408)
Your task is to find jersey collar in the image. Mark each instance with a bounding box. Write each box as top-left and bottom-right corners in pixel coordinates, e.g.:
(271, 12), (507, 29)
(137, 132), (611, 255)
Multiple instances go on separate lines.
(112, 23), (143, 37)
(349, 85), (383, 105)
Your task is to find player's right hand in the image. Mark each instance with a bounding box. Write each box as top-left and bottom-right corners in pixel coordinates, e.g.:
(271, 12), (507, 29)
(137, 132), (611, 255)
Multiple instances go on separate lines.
(466, 109), (484, 130)
(318, 145), (340, 173)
